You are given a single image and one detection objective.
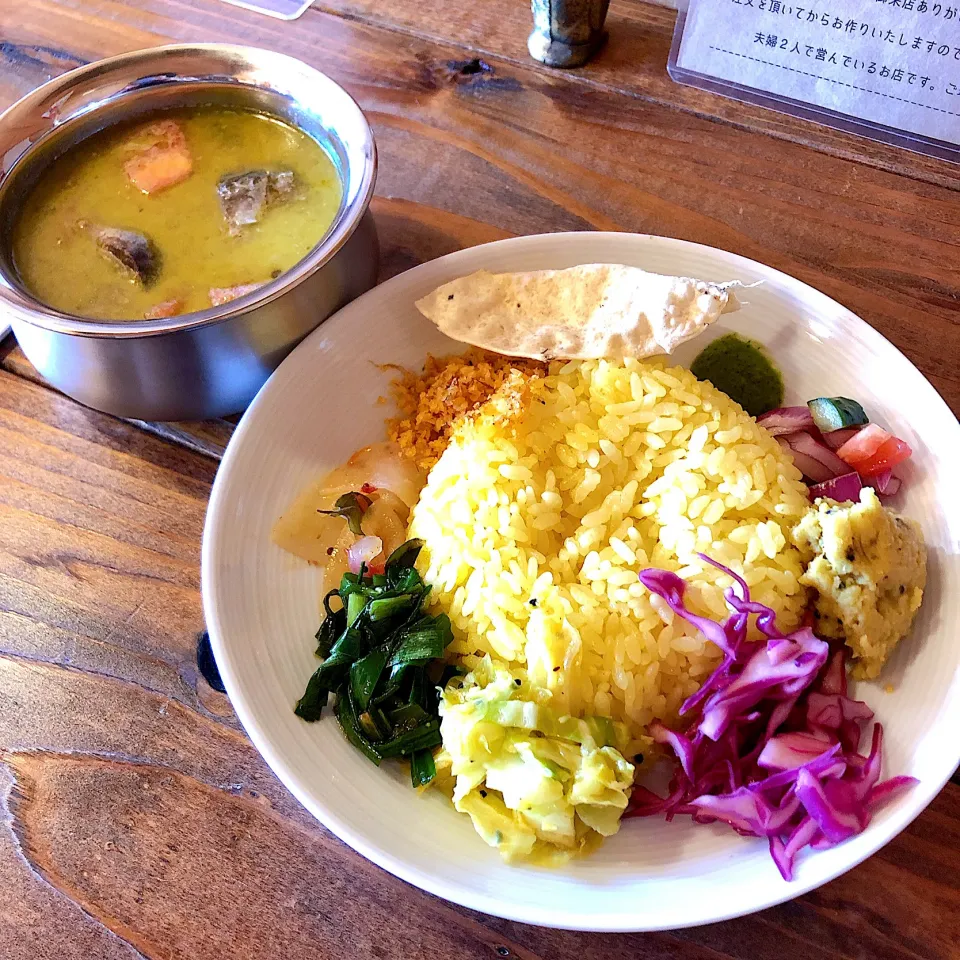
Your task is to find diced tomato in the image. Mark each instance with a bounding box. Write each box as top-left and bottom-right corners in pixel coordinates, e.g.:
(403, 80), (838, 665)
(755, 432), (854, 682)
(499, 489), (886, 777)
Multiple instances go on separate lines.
(123, 120), (193, 194)
(836, 422), (911, 477)
(836, 423), (890, 465)
(853, 436), (912, 477)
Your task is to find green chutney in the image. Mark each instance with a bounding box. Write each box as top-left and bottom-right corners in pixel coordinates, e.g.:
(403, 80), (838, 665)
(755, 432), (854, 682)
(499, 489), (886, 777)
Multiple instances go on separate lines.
(690, 333), (784, 417)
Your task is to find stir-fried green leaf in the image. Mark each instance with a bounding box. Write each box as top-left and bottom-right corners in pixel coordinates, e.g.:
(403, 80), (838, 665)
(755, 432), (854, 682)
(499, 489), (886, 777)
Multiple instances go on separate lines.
(385, 538), (424, 573)
(389, 614), (453, 666)
(294, 539), (455, 788)
(386, 566), (426, 596)
(335, 690), (383, 764)
(368, 594), (418, 621)
(316, 491), (372, 536)
(375, 718), (442, 758)
(410, 749), (437, 788)
(315, 590), (345, 658)
(350, 648), (389, 711)
(369, 663), (408, 707)
(358, 706), (391, 741)
(388, 701), (431, 731)
(294, 666), (332, 721)
(303, 623), (364, 696)
(325, 624), (364, 669)
(406, 668), (428, 711)
(346, 590), (367, 627)
(338, 570), (366, 596)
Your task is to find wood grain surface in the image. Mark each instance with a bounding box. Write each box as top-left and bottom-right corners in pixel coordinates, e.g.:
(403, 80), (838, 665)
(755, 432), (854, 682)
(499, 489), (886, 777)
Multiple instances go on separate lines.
(0, 1), (957, 958)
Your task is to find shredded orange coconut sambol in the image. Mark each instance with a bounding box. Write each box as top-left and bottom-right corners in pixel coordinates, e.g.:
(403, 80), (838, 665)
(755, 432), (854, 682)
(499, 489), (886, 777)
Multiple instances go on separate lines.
(386, 349), (546, 470)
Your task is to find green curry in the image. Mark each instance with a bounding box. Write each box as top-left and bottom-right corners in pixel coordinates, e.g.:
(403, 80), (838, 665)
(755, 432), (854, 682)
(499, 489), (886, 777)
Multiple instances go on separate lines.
(11, 106), (342, 321)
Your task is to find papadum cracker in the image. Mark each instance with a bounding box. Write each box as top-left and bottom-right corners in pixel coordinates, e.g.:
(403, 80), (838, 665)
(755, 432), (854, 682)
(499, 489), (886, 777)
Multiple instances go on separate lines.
(415, 263), (741, 360)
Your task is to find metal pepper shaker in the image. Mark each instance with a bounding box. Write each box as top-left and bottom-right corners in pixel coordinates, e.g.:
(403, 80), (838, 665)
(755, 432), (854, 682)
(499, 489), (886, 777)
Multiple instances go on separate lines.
(527, 0), (610, 68)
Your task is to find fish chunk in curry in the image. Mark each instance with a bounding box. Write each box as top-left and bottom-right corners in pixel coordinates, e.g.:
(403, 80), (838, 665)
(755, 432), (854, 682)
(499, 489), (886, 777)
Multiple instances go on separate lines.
(90, 225), (159, 286)
(217, 169), (297, 234)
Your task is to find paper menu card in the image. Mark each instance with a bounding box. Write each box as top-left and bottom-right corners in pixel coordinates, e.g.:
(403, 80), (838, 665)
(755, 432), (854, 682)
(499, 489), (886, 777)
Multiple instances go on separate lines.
(218, 0), (313, 20)
(671, 0), (960, 159)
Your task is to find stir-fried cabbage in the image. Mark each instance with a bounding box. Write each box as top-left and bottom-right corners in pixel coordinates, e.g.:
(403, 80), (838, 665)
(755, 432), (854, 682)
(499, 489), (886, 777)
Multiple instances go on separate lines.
(437, 656), (637, 862)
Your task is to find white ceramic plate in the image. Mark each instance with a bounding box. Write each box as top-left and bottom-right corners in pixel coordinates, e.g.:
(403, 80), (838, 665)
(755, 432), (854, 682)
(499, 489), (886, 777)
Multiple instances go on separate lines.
(202, 233), (960, 932)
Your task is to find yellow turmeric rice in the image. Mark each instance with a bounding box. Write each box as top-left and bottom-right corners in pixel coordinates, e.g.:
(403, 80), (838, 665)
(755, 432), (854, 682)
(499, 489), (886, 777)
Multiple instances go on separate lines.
(409, 357), (814, 741)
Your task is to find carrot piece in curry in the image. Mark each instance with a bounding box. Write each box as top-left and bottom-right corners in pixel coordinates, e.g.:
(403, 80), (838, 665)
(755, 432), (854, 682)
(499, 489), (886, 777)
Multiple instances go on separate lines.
(123, 120), (193, 194)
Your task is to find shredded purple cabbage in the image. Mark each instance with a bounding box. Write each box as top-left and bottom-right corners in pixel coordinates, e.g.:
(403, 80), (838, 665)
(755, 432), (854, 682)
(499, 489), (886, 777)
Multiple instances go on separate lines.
(631, 555), (918, 881)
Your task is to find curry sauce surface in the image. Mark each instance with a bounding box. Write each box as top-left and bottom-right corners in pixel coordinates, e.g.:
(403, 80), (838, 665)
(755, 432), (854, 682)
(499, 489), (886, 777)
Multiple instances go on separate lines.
(12, 106), (341, 320)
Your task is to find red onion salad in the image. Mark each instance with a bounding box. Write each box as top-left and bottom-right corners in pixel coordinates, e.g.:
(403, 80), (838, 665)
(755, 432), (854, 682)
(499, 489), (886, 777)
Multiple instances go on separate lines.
(758, 405), (910, 501)
(774, 432), (849, 485)
(347, 535), (383, 574)
(629, 556), (917, 881)
(803, 471), (863, 504)
(754, 406), (814, 437)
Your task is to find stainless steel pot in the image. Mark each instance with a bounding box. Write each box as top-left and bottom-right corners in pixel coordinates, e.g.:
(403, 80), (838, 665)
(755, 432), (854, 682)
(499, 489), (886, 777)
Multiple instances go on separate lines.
(0, 44), (378, 421)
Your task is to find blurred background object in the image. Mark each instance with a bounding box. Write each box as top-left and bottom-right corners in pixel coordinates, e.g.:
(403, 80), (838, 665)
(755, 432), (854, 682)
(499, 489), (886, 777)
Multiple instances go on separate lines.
(528, 0), (610, 68)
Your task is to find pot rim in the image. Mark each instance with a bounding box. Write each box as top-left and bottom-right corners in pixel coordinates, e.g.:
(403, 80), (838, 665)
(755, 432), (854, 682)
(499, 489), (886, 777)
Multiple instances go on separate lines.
(0, 43), (377, 339)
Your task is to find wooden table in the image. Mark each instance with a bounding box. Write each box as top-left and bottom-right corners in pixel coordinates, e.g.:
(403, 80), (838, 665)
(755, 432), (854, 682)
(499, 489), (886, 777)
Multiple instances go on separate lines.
(1, 1), (958, 957)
